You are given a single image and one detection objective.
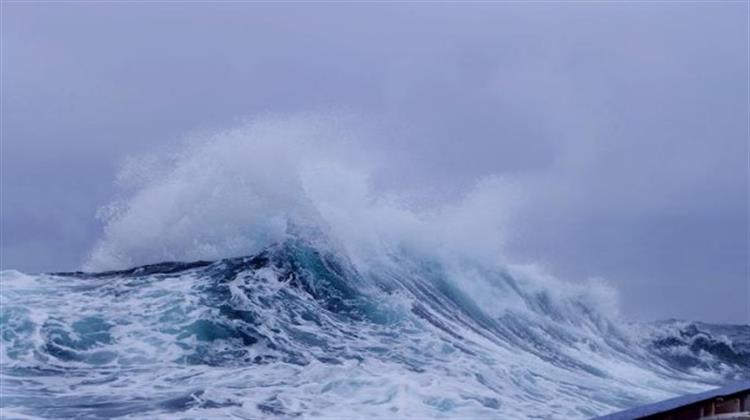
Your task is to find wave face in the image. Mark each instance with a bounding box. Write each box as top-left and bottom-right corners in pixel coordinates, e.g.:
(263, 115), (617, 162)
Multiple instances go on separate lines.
(2, 234), (748, 418)
(2, 117), (748, 418)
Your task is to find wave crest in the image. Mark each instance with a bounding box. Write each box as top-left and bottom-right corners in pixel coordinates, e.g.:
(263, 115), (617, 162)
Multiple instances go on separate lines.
(86, 114), (518, 275)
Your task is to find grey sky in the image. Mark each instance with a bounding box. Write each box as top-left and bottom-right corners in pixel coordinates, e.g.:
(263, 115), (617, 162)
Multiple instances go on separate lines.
(1, 2), (748, 324)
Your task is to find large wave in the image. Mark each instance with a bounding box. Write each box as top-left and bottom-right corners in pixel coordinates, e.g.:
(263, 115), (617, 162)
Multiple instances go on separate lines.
(2, 115), (748, 418)
(85, 114), (519, 273)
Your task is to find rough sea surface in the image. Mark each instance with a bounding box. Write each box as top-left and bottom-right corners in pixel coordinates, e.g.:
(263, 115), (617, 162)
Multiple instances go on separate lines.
(3, 117), (749, 418)
(2, 235), (748, 419)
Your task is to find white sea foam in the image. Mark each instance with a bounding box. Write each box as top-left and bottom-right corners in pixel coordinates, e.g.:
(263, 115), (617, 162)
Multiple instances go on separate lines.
(0, 259), (733, 419)
(3, 115), (745, 419)
(86, 114), (517, 273)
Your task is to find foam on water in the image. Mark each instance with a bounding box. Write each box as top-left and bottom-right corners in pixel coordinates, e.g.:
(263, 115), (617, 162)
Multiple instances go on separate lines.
(2, 238), (746, 418)
(2, 116), (748, 418)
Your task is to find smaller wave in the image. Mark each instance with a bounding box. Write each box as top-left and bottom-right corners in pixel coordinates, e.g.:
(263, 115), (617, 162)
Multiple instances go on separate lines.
(644, 320), (750, 379)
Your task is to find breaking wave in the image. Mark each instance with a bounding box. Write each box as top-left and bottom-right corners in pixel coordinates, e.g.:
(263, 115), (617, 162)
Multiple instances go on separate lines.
(2, 115), (748, 418)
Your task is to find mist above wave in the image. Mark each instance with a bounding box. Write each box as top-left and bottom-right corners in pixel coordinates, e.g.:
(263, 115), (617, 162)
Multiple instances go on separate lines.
(84, 114), (623, 325)
(87, 114), (517, 273)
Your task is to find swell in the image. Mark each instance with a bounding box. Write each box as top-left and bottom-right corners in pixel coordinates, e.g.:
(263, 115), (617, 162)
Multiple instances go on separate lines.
(2, 235), (747, 418)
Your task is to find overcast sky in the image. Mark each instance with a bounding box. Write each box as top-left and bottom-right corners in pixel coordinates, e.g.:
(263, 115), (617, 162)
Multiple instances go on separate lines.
(1, 2), (748, 324)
